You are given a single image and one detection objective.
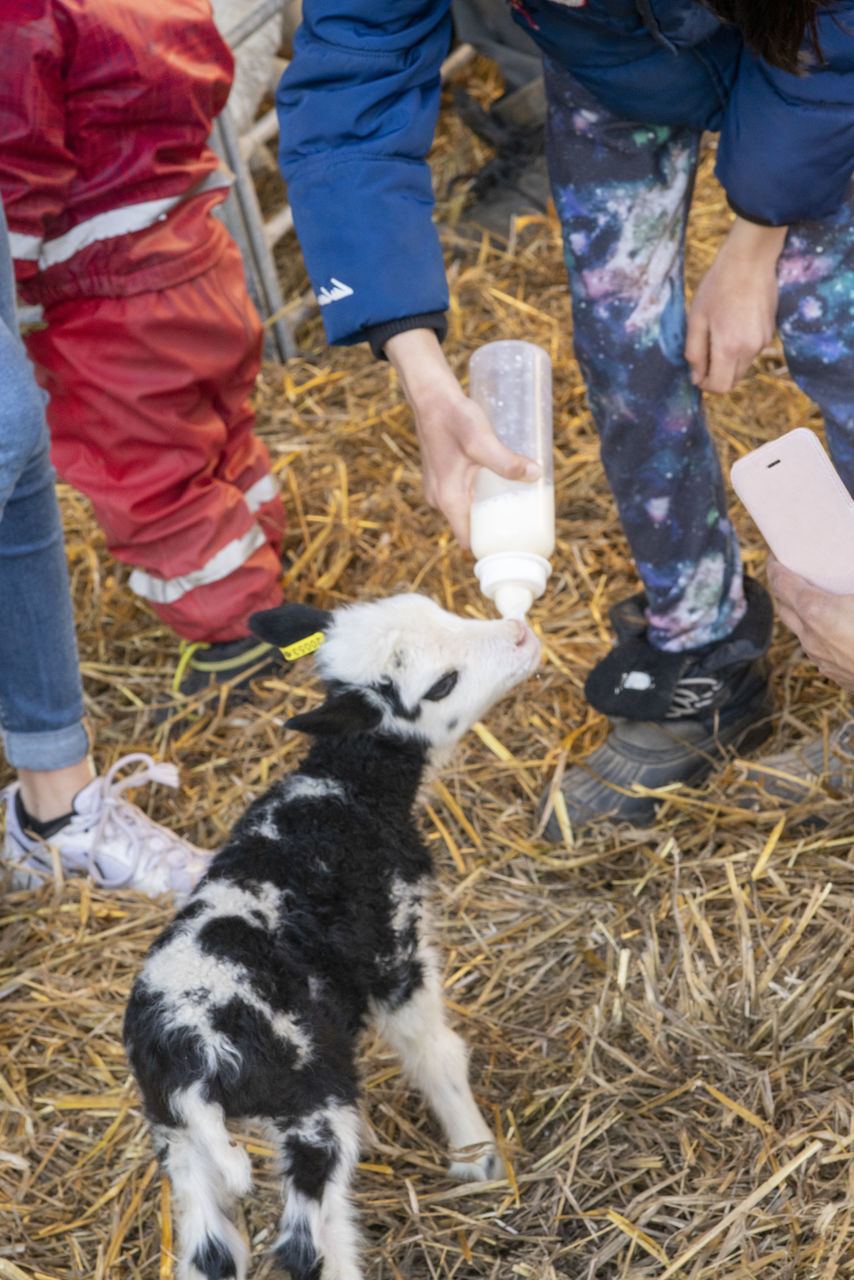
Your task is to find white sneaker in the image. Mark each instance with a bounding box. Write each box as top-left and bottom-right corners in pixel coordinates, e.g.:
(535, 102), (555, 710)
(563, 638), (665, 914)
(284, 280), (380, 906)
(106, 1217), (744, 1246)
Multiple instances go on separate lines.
(1, 752), (210, 901)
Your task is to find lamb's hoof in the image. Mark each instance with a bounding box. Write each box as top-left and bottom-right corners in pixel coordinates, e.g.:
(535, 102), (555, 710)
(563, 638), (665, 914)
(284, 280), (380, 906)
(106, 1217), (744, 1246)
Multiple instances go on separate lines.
(448, 1144), (505, 1183)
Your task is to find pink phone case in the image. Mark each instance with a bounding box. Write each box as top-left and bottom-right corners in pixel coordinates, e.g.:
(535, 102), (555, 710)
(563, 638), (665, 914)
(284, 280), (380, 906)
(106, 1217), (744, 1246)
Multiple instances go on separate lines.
(730, 428), (854, 595)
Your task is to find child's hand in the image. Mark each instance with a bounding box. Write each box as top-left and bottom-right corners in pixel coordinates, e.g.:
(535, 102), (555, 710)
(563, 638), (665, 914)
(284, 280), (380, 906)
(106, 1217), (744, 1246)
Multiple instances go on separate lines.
(385, 329), (540, 548)
(768, 555), (854, 692)
(685, 217), (788, 394)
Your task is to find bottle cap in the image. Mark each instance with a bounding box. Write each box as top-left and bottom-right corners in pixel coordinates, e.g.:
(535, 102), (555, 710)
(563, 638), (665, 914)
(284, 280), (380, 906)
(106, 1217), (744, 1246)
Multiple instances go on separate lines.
(474, 552), (551, 619)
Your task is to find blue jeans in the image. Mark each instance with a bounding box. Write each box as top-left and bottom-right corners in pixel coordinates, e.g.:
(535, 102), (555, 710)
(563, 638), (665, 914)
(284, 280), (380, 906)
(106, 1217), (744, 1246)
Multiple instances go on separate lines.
(0, 202), (89, 771)
(544, 58), (854, 652)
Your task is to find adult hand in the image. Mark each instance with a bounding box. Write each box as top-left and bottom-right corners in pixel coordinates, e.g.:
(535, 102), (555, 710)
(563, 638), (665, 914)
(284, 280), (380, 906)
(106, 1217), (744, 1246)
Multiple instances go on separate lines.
(685, 216), (788, 394)
(767, 555), (854, 692)
(384, 328), (540, 548)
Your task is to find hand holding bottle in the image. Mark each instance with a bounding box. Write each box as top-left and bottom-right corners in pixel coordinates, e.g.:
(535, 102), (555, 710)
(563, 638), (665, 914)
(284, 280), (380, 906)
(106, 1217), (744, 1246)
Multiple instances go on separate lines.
(384, 328), (541, 547)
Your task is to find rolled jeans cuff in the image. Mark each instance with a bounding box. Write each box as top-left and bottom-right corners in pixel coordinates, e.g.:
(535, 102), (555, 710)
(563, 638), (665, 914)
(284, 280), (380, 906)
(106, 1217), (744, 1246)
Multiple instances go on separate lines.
(2, 720), (91, 773)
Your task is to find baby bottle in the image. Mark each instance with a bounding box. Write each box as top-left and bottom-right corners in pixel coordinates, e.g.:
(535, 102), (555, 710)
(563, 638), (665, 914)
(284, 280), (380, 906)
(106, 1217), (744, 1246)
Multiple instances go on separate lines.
(469, 340), (555, 619)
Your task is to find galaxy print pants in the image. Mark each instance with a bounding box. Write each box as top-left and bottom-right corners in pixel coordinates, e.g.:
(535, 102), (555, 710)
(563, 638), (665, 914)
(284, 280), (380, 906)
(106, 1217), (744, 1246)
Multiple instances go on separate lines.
(544, 57), (854, 653)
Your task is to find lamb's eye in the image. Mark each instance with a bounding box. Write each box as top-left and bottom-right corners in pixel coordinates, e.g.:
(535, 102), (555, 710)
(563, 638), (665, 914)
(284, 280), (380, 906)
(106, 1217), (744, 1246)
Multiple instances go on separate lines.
(423, 670), (458, 702)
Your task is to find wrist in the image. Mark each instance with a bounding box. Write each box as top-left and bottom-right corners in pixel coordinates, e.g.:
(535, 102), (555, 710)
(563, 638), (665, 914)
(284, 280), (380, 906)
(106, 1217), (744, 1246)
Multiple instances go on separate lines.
(386, 329), (463, 406)
(725, 216), (788, 262)
(366, 312), (447, 361)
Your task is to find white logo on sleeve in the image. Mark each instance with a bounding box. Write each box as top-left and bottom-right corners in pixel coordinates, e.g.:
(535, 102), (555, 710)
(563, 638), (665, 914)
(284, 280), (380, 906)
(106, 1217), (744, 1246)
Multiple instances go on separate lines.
(316, 277), (355, 306)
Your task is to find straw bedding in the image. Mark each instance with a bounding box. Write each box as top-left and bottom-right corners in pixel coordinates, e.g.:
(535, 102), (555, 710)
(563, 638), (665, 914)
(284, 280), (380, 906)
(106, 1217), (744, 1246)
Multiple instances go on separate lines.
(3, 57), (854, 1280)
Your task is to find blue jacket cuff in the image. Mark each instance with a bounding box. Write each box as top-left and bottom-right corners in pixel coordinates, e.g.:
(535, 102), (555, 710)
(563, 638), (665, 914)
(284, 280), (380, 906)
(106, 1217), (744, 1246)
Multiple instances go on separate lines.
(363, 312), (448, 360)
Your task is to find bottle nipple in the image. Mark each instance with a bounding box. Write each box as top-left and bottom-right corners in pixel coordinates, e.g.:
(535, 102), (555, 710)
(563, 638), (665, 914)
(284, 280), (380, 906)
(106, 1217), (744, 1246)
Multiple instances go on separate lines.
(493, 583), (535, 620)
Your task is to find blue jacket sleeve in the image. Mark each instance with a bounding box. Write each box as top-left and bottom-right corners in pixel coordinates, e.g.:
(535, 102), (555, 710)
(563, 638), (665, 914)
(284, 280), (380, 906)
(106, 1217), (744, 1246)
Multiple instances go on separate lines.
(276, 0), (452, 346)
(715, 4), (854, 225)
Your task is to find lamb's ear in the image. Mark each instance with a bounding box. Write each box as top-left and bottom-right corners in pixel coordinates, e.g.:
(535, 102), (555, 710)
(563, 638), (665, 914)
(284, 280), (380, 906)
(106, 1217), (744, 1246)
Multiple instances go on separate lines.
(286, 689), (383, 737)
(248, 604), (333, 660)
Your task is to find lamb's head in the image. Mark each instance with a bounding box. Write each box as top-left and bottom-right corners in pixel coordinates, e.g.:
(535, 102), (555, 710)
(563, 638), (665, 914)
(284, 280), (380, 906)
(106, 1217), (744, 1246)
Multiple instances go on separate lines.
(250, 594), (541, 754)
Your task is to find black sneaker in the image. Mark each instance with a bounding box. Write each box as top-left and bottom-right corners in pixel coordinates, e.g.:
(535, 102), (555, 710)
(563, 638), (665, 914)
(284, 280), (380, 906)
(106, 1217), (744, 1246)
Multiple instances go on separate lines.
(173, 636), (282, 699)
(152, 636), (284, 726)
(540, 578), (774, 836)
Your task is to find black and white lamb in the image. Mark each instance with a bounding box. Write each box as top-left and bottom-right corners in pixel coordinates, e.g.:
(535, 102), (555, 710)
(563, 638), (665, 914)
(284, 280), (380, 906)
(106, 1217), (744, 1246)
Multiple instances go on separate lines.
(123, 592), (541, 1280)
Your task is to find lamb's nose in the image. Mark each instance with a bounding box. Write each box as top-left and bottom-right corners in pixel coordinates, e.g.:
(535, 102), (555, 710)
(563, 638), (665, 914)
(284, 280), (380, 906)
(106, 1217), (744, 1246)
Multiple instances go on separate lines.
(513, 620), (530, 646)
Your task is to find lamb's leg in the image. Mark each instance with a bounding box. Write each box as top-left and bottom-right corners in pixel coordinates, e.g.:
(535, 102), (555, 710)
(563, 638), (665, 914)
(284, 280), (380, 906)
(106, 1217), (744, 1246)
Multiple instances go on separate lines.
(375, 961), (504, 1183)
(154, 1087), (252, 1280)
(271, 1101), (364, 1280)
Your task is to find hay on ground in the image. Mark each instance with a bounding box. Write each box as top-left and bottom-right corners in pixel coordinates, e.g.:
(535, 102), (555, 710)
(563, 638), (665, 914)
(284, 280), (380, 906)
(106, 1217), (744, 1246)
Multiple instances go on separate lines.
(2, 56), (853, 1280)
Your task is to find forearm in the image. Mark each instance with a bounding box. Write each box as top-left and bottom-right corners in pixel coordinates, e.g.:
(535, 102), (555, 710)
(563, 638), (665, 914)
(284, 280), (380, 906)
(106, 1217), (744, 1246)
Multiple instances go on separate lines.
(385, 328), (464, 412)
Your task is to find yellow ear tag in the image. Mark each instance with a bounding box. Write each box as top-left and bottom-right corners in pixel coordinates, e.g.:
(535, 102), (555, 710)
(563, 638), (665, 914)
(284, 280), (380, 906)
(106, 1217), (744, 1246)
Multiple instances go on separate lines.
(280, 631), (326, 661)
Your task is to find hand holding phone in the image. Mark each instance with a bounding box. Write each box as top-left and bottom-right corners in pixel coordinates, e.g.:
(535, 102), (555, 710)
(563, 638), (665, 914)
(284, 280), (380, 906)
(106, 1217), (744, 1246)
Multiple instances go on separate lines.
(730, 428), (854, 595)
(767, 555), (854, 691)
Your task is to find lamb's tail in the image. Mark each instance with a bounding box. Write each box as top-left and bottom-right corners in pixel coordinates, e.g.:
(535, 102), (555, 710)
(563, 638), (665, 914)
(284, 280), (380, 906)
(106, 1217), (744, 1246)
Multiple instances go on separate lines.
(157, 1084), (252, 1280)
